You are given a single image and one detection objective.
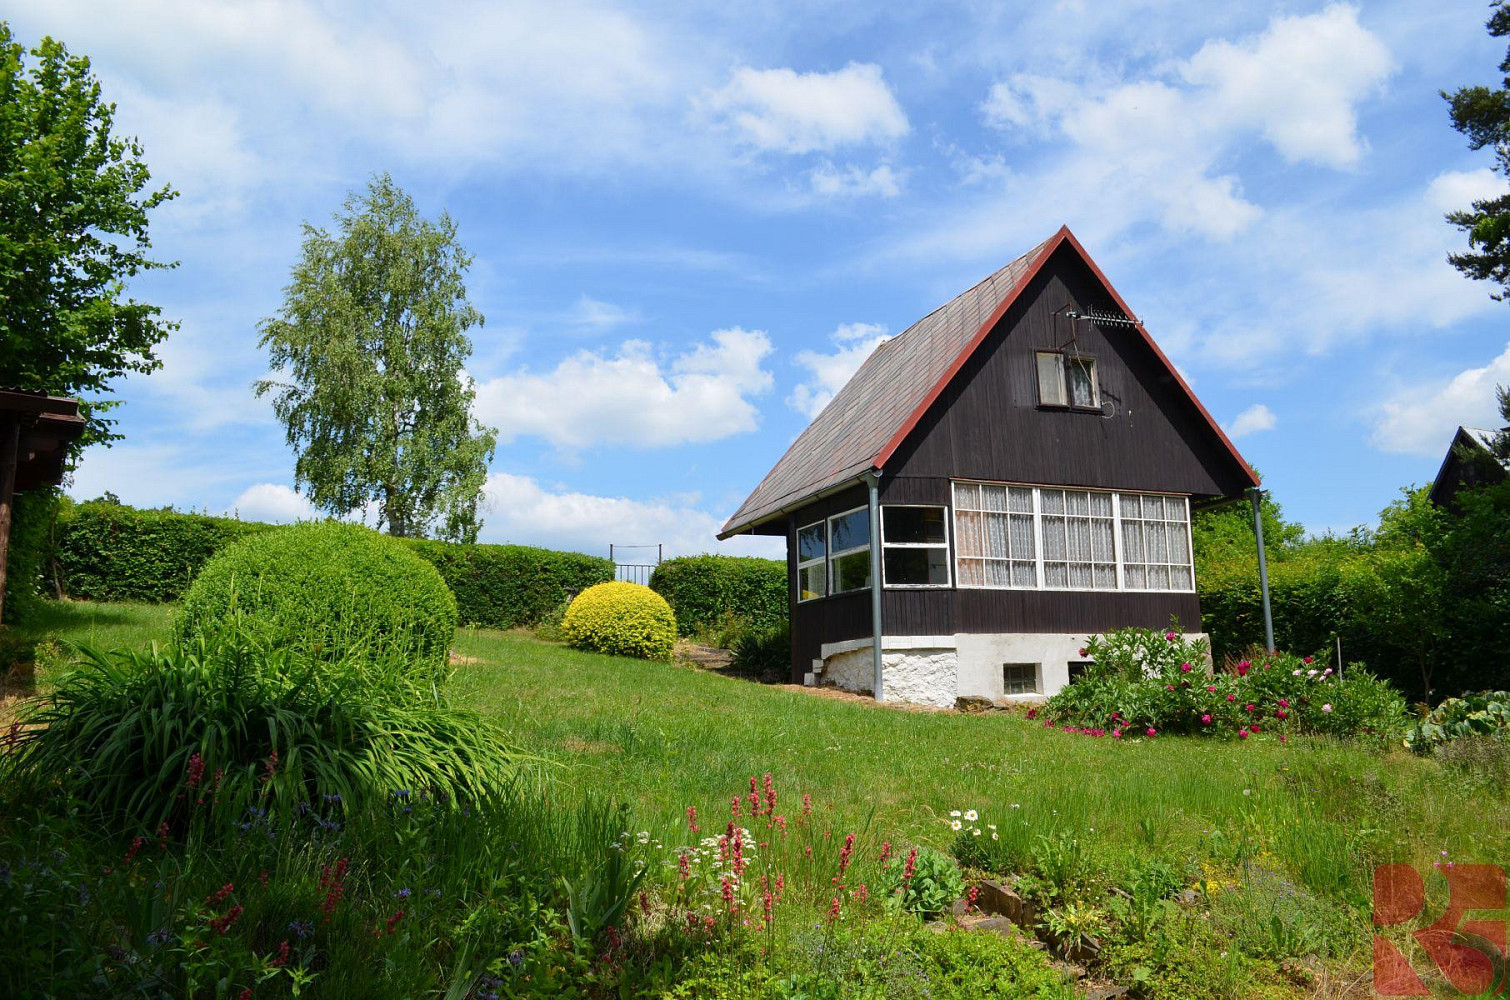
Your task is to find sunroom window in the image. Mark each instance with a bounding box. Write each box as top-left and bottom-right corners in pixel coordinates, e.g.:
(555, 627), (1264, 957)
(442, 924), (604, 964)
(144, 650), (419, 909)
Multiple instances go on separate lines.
(951, 481), (1193, 593)
(881, 506), (950, 587)
(796, 521), (827, 601)
(828, 507), (872, 594)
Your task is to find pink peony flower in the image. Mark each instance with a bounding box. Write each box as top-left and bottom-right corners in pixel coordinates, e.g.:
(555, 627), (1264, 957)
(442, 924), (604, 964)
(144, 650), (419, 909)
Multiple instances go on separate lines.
(1227, 693), (1236, 702)
(1251, 725), (1261, 733)
(1245, 703), (1255, 712)
(1279, 734), (1287, 742)
(1165, 632), (1178, 642)
(1166, 684), (1175, 691)
(1181, 662), (1192, 673)
(1239, 729), (1249, 739)
(1201, 714), (1212, 725)
(1207, 685), (1216, 693)
(1303, 656), (1313, 664)
(1146, 727), (1157, 737)
(1278, 699), (1289, 708)
(1322, 704), (1333, 714)
(1276, 709), (1287, 719)
(1112, 729), (1122, 738)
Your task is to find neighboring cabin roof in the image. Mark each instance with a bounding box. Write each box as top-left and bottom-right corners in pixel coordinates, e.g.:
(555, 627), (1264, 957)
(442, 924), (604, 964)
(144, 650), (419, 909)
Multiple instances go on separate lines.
(719, 226), (1258, 538)
(1428, 425), (1509, 507)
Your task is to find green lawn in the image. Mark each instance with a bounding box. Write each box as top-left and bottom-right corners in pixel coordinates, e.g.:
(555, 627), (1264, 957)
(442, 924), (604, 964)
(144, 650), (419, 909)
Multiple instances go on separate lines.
(25, 602), (1509, 912)
(18, 601), (1510, 979)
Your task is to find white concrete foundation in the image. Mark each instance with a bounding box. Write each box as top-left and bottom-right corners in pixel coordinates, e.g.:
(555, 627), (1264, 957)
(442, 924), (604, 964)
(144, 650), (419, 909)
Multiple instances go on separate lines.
(814, 631), (1207, 708)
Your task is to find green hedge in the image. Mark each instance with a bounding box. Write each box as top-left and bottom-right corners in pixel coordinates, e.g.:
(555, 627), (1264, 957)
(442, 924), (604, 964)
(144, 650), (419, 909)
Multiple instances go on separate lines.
(55, 500), (272, 603)
(405, 538), (611, 629)
(50, 500), (611, 631)
(649, 554), (786, 637)
(2, 488), (61, 626)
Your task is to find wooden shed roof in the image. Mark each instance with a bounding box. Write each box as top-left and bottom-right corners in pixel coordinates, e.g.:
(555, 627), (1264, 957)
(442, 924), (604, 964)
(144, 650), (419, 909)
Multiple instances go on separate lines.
(719, 226), (1257, 538)
(0, 389), (86, 492)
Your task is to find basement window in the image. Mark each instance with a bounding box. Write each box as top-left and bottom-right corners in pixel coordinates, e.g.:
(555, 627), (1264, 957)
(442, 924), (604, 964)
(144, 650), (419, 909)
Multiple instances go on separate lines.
(881, 505), (951, 587)
(1036, 352), (1099, 409)
(1003, 662), (1041, 696)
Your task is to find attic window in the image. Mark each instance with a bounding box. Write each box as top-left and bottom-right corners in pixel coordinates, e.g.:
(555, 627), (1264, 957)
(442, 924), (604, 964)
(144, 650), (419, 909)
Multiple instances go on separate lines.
(1036, 352), (1099, 409)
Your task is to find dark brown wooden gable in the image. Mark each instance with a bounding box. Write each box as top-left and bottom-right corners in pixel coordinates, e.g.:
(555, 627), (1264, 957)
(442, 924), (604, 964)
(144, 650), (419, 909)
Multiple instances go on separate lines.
(881, 243), (1251, 500)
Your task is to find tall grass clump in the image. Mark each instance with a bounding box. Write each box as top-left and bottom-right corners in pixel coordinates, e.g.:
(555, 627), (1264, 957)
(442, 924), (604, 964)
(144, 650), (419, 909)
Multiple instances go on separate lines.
(175, 522), (458, 688)
(1, 629), (522, 835)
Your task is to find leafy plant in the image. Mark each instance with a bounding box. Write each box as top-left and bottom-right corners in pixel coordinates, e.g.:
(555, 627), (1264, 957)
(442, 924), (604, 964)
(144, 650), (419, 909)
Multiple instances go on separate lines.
(1042, 900), (1106, 954)
(175, 521), (458, 688)
(729, 621), (790, 683)
(561, 582), (678, 662)
(1, 630), (523, 833)
(1405, 691), (1510, 751)
(880, 847), (964, 919)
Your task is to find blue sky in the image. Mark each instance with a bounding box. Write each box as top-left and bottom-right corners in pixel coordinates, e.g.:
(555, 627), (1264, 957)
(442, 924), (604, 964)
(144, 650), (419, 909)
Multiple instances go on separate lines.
(11, 0), (1510, 558)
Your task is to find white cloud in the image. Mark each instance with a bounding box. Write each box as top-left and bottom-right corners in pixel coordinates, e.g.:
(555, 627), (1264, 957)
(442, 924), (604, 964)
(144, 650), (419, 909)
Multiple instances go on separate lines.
(1181, 4), (1391, 169)
(565, 295), (640, 334)
(473, 328), (774, 448)
(1370, 343), (1510, 456)
(960, 6), (1390, 246)
(706, 62), (909, 154)
(809, 162), (902, 198)
(479, 472), (783, 558)
(1426, 168), (1510, 215)
(1224, 403), (1276, 438)
(226, 483), (318, 523)
(788, 322), (890, 418)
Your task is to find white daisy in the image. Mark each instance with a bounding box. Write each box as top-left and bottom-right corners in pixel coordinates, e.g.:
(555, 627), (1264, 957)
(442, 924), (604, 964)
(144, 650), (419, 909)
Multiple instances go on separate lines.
(951, 819), (963, 831)
(964, 810), (978, 822)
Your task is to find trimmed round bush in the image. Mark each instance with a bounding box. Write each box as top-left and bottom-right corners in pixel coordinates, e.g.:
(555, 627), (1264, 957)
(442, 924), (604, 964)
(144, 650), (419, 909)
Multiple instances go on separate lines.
(560, 581), (677, 661)
(175, 522), (458, 686)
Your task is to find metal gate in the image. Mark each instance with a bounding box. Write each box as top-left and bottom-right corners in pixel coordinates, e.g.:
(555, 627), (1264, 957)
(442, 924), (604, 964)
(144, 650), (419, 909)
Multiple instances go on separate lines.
(610, 543), (662, 585)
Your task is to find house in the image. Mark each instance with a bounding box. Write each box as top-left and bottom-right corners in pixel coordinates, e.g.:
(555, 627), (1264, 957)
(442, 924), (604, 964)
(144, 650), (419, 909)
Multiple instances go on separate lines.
(717, 226), (1257, 707)
(1427, 425), (1508, 514)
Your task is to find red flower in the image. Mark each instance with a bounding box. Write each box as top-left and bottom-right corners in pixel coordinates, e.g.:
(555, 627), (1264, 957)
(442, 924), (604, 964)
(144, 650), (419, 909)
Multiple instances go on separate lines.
(903, 847), (918, 884)
(731, 795), (741, 819)
(827, 896), (841, 920)
(836, 833), (855, 880)
(1180, 662), (1192, 673)
(1239, 729), (1249, 740)
(185, 752), (206, 789)
(1146, 727), (1157, 737)
(686, 805), (699, 835)
(879, 840), (892, 865)
(763, 773), (777, 816)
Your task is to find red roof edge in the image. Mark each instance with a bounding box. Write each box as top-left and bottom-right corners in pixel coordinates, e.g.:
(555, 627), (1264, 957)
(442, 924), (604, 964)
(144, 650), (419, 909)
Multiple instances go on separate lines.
(872, 226), (1259, 492)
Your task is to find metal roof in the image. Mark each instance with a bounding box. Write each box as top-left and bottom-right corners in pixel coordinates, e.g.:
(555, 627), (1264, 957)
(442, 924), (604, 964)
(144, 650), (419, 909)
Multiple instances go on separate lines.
(719, 226), (1258, 537)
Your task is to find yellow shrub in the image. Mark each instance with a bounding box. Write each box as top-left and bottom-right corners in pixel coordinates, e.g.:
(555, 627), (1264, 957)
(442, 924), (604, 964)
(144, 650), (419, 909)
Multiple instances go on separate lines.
(561, 582), (678, 661)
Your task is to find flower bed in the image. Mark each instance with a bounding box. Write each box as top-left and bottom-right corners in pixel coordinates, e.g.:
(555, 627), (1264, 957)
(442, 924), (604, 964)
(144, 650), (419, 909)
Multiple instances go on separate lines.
(1039, 627), (1406, 743)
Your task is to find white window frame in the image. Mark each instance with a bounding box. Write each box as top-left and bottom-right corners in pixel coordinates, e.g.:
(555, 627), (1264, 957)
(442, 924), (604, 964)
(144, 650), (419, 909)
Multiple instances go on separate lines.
(796, 519), (827, 603)
(950, 480), (1194, 595)
(1117, 492), (1195, 594)
(1035, 351), (1100, 410)
(827, 505), (872, 596)
(952, 482), (1038, 590)
(880, 504), (952, 589)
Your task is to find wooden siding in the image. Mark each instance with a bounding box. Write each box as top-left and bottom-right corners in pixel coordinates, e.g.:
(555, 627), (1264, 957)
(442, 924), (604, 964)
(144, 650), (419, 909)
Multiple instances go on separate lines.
(883, 243), (1250, 498)
(781, 246), (1234, 681)
(787, 485), (875, 680)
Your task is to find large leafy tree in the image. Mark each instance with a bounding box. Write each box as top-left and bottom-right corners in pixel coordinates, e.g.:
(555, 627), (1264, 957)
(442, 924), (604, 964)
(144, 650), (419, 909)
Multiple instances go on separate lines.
(0, 23), (176, 447)
(256, 175), (498, 543)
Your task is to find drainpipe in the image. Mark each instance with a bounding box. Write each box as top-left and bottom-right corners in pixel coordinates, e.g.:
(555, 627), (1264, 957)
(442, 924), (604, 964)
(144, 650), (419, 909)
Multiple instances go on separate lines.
(1249, 486), (1275, 653)
(867, 471), (885, 702)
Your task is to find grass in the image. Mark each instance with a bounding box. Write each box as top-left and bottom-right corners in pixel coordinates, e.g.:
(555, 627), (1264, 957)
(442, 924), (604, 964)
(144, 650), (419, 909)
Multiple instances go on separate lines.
(16, 603), (1510, 992)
